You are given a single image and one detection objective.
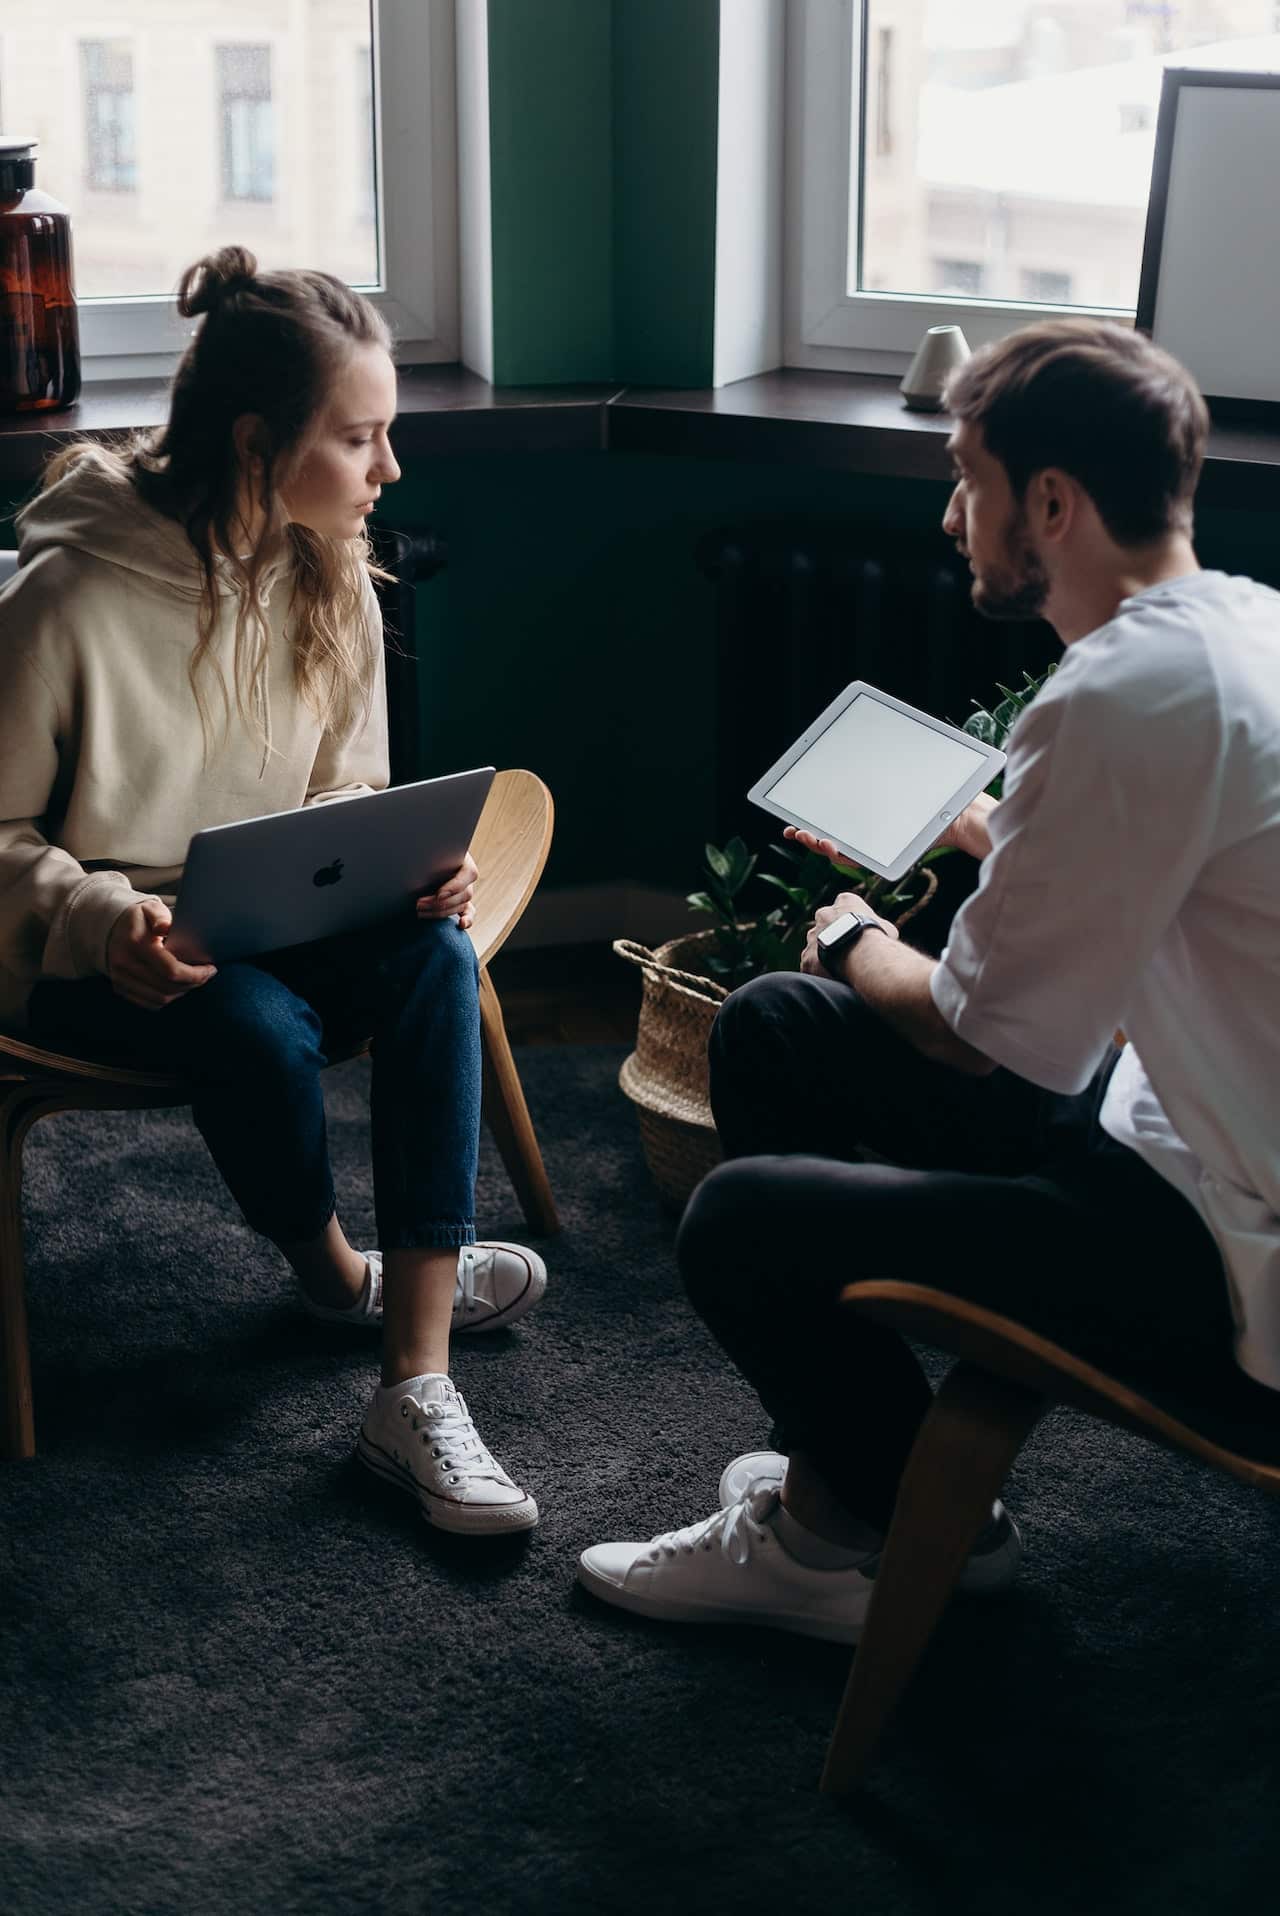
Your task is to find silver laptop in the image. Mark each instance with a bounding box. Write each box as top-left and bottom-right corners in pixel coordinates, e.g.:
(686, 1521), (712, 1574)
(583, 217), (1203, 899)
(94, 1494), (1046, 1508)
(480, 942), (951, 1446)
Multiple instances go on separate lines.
(166, 767), (495, 964)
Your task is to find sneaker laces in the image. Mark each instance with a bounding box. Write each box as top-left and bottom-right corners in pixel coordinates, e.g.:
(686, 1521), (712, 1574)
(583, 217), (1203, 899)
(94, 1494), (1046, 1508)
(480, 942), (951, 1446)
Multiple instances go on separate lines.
(649, 1477), (779, 1569)
(404, 1388), (507, 1486)
(455, 1245), (495, 1318)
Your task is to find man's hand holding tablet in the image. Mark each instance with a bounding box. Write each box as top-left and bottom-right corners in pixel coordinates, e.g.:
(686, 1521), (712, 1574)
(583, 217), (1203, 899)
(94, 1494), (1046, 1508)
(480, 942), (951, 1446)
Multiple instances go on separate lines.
(782, 786), (999, 869)
(748, 681), (1006, 883)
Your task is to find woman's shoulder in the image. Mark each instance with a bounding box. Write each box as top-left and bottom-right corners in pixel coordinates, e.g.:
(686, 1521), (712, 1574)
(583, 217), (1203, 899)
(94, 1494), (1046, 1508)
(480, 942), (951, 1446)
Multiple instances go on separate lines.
(0, 545), (121, 629)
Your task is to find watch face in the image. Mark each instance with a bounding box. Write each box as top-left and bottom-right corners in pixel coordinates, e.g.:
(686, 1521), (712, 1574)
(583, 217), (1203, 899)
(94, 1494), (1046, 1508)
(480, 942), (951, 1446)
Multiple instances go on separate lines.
(819, 911), (862, 948)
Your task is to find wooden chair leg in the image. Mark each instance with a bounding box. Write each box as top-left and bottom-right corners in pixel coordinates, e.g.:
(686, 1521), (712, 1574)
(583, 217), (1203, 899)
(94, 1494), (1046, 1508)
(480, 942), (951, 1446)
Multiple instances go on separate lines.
(0, 1084), (40, 1461)
(478, 966), (560, 1236)
(820, 1361), (1045, 1795)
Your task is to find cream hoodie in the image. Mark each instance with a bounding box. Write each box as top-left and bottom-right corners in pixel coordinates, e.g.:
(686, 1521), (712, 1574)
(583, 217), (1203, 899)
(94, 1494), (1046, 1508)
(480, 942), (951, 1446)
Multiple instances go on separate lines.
(0, 448), (388, 1026)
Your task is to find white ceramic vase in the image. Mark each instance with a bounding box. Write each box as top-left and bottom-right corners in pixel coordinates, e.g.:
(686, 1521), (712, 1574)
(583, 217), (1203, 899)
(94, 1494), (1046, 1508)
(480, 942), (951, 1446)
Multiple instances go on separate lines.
(900, 324), (972, 412)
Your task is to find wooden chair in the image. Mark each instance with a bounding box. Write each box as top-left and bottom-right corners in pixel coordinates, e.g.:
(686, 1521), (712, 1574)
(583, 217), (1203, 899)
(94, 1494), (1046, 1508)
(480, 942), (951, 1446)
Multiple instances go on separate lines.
(819, 1280), (1280, 1795)
(0, 767), (558, 1462)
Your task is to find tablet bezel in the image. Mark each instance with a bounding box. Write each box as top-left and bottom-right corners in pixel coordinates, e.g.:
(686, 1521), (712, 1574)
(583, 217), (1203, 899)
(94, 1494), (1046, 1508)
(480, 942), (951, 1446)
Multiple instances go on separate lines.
(746, 680), (1007, 882)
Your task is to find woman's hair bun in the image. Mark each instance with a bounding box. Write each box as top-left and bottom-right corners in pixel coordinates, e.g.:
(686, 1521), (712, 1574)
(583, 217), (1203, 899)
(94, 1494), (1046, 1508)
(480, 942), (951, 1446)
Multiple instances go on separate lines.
(177, 246), (259, 319)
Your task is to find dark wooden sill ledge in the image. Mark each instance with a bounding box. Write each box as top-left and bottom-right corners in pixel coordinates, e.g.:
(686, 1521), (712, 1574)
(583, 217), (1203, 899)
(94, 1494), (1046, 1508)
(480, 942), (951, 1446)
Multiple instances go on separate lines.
(2, 364), (1277, 511)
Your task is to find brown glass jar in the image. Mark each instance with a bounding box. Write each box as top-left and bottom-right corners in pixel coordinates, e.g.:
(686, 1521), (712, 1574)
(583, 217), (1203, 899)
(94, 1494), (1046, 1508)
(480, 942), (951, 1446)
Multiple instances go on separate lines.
(0, 138), (80, 412)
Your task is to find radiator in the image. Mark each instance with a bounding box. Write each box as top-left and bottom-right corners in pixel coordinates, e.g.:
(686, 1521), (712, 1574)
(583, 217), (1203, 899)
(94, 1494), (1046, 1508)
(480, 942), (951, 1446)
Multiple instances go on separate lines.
(370, 527), (447, 787)
(697, 524), (1059, 842)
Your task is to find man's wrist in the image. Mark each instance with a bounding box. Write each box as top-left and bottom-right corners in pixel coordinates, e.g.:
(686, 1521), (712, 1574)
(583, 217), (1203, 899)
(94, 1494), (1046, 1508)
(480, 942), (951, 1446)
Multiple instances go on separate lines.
(837, 921), (893, 985)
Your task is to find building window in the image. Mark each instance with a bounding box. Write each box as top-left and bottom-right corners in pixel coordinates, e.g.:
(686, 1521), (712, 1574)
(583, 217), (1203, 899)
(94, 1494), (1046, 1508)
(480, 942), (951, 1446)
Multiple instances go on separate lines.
(790, 0), (1280, 363)
(81, 40), (137, 194)
(933, 258), (985, 298)
(874, 28), (893, 159)
(218, 44), (274, 204)
(1022, 268), (1073, 305)
(357, 42), (376, 223)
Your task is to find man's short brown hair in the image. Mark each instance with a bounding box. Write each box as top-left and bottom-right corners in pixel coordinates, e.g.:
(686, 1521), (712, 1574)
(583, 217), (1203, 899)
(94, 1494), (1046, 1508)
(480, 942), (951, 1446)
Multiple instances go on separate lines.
(944, 320), (1209, 546)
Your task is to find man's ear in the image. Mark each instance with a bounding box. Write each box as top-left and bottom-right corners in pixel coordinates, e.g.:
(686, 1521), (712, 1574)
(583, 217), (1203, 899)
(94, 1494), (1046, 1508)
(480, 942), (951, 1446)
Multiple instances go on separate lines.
(1034, 467), (1074, 543)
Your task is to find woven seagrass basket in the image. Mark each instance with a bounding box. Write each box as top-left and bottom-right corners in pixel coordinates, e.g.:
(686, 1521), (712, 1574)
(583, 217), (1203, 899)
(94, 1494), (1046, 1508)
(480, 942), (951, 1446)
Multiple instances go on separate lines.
(613, 931), (727, 1212)
(614, 870), (938, 1213)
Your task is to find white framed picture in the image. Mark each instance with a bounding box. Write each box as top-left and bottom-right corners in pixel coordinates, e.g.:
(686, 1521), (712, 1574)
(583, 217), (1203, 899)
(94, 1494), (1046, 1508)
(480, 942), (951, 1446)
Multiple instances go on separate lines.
(1137, 67), (1280, 422)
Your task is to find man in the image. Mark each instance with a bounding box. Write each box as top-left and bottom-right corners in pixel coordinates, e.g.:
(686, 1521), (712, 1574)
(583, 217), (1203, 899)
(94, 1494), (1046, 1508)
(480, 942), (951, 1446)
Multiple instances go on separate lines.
(578, 320), (1280, 1642)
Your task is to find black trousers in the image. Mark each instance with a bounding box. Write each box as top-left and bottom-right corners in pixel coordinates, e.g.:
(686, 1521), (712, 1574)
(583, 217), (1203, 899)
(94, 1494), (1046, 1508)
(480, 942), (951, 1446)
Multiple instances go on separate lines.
(675, 971), (1235, 1530)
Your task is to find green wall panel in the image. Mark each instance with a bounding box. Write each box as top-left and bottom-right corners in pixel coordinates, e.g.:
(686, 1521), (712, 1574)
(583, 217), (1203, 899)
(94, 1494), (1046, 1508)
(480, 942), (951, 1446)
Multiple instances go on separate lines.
(485, 0), (721, 389)
(487, 0), (614, 385)
(612, 0), (719, 388)
(385, 451), (954, 892)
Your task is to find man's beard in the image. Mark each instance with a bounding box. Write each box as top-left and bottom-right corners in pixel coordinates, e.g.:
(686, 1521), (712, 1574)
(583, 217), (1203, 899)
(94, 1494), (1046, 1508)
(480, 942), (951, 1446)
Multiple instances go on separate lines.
(970, 509), (1049, 622)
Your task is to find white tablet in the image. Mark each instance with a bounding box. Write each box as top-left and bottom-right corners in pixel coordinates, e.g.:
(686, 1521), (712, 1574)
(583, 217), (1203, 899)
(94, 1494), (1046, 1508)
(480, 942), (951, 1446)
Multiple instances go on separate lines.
(747, 681), (1006, 882)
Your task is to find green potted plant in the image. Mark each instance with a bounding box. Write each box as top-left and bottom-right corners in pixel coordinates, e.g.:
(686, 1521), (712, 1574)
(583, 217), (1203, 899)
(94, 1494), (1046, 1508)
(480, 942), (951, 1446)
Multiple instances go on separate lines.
(615, 663), (1056, 1208)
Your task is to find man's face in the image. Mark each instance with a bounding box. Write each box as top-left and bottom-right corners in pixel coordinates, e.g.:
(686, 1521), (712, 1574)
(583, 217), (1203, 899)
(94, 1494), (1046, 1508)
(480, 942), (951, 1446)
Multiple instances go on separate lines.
(942, 421), (1049, 622)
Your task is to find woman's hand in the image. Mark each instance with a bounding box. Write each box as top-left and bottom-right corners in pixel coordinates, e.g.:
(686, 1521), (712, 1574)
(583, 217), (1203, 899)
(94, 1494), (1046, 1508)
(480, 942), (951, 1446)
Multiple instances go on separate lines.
(105, 900), (217, 1009)
(417, 851), (478, 932)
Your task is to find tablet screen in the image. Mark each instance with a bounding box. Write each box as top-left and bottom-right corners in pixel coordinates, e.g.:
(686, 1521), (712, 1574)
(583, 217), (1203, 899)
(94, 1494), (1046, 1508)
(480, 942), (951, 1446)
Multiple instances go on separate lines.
(763, 692), (989, 867)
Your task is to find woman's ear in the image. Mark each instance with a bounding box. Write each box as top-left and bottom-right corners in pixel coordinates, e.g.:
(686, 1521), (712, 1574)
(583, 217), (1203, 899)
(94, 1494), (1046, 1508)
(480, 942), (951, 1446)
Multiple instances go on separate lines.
(231, 412), (268, 473)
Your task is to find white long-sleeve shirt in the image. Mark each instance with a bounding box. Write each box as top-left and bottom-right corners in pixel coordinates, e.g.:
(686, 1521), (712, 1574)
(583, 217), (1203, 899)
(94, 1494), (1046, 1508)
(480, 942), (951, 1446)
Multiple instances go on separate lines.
(931, 571), (1280, 1390)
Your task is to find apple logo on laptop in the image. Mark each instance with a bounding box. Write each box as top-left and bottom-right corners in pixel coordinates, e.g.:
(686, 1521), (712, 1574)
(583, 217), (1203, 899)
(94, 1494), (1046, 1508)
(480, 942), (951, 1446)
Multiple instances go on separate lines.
(313, 858), (344, 888)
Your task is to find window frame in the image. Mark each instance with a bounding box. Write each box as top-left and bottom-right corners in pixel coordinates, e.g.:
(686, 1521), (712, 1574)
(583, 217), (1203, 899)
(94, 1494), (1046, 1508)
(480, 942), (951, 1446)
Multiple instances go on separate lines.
(77, 0), (458, 377)
(784, 0), (1131, 375)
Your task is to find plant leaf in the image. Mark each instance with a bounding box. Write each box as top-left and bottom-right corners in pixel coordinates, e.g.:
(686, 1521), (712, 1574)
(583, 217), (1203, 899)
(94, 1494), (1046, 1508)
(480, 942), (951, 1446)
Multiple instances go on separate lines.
(705, 843), (730, 881)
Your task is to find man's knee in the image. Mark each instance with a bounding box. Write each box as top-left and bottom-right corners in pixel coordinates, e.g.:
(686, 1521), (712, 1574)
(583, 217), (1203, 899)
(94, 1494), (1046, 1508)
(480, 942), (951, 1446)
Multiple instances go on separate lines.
(713, 968), (809, 1048)
(677, 1156), (790, 1325)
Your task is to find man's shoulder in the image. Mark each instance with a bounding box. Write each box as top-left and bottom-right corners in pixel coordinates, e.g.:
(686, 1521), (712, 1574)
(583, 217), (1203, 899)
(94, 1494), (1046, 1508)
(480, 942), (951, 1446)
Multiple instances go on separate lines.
(1066, 572), (1274, 706)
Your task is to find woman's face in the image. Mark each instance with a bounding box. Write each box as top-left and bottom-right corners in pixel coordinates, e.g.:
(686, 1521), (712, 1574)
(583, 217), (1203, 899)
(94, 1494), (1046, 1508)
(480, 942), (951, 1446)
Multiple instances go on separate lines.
(279, 344), (401, 538)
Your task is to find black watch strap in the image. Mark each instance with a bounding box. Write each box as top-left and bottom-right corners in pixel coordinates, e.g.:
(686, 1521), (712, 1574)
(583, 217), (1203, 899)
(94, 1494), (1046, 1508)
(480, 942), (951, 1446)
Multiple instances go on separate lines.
(817, 911), (889, 975)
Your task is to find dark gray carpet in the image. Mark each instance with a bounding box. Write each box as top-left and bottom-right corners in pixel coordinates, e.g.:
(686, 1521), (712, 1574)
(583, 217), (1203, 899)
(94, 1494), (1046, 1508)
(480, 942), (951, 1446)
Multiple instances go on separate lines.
(2, 1044), (1278, 1916)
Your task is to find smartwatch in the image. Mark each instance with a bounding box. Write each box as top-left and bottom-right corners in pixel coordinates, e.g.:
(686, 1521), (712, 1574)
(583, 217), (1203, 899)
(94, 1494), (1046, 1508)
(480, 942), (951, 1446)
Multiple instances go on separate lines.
(816, 908), (888, 976)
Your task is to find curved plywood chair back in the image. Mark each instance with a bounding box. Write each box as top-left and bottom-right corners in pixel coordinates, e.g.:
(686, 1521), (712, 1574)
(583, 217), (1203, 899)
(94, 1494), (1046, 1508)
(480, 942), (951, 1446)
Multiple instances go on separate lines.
(843, 1280), (1280, 1494)
(467, 770), (555, 970)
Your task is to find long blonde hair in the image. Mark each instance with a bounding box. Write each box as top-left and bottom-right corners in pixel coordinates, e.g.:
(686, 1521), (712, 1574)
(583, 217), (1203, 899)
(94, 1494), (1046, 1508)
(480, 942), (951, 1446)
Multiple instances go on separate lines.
(43, 245), (392, 759)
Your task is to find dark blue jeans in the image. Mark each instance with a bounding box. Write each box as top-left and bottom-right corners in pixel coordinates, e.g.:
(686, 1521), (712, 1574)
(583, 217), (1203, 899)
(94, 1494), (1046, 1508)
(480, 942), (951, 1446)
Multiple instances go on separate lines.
(28, 915), (481, 1251)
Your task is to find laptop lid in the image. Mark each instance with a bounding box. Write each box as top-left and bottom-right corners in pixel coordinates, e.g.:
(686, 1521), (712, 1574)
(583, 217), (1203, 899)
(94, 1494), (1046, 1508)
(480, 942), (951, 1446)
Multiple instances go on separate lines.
(166, 767), (495, 964)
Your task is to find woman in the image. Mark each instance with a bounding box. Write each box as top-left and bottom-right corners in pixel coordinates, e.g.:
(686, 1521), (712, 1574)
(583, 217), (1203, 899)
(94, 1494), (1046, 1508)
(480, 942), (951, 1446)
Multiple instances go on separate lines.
(0, 247), (545, 1535)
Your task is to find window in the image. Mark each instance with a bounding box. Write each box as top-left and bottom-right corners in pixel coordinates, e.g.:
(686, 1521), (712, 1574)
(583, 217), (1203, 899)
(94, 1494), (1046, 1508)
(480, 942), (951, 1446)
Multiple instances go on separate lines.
(874, 27), (894, 157)
(788, 0), (1280, 369)
(218, 45), (274, 204)
(0, 0), (457, 372)
(1022, 267), (1073, 306)
(934, 258), (984, 298)
(81, 40), (137, 194)
(357, 43), (376, 223)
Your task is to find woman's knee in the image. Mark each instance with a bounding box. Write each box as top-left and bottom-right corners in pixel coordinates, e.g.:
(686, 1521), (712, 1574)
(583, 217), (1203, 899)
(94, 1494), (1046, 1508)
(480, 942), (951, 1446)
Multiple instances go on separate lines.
(377, 916), (479, 1000)
(185, 964), (324, 1082)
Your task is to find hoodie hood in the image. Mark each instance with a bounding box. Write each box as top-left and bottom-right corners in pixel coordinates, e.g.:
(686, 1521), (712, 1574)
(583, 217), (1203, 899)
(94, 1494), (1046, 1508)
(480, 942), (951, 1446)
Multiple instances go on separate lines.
(15, 444), (292, 600)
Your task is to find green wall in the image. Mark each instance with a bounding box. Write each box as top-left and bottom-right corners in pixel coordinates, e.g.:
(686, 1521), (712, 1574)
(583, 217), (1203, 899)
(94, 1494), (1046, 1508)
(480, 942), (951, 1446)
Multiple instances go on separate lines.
(384, 450), (1280, 897)
(485, 0), (720, 388)
(386, 450), (954, 892)
(487, 1), (614, 386)
(612, 0), (719, 387)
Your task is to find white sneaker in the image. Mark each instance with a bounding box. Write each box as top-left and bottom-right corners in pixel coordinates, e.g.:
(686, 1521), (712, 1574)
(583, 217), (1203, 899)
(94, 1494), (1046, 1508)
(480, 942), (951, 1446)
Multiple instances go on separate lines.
(356, 1373), (538, 1535)
(577, 1478), (876, 1643)
(302, 1242), (547, 1336)
(717, 1451), (1024, 1595)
